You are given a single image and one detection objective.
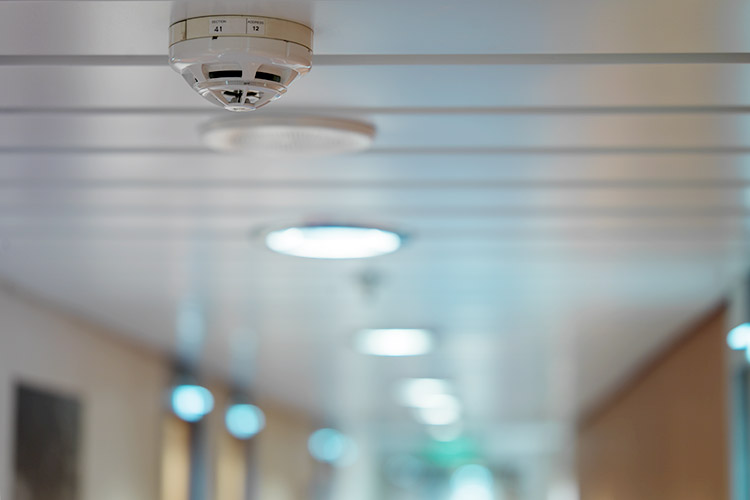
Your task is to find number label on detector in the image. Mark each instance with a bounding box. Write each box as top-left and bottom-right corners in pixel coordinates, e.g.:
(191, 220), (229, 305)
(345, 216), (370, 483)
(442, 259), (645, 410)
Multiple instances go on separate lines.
(247, 18), (266, 35)
(209, 18), (246, 35)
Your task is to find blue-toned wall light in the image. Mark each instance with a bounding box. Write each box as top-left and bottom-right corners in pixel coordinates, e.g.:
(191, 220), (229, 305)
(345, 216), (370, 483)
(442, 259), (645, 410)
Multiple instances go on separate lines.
(727, 323), (750, 361)
(171, 384), (215, 423)
(308, 428), (358, 466)
(225, 404), (266, 439)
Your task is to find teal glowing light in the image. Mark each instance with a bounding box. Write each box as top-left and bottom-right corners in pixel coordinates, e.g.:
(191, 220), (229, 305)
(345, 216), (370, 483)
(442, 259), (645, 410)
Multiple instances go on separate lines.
(422, 437), (478, 468)
(225, 404), (266, 439)
(171, 385), (214, 423)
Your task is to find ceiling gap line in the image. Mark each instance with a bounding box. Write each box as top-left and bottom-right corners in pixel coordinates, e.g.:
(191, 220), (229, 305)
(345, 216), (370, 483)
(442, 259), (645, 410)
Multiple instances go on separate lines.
(0, 105), (749, 116)
(1, 146), (750, 156)
(1, 52), (750, 67)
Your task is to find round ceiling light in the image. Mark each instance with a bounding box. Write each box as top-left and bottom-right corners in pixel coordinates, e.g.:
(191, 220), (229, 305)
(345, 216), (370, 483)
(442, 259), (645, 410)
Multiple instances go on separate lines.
(201, 116), (376, 156)
(396, 379), (454, 408)
(412, 394), (462, 426)
(354, 329), (435, 356)
(264, 224), (404, 259)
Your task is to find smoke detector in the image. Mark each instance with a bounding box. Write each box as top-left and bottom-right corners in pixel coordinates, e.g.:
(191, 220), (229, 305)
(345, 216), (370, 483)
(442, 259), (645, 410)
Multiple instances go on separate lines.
(169, 15), (313, 111)
(201, 116), (376, 156)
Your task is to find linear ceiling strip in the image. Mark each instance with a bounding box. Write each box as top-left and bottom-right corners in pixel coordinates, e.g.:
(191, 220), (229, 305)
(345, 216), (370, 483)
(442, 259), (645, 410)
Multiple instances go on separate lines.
(0, 53), (749, 67)
(0, 146), (749, 155)
(0, 106), (749, 116)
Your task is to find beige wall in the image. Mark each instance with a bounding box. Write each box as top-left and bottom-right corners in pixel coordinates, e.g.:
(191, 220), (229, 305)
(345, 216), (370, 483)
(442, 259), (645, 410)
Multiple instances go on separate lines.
(160, 415), (191, 500)
(256, 401), (315, 500)
(577, 305), (730, 500)
(159, 390), (316, 500)
(0, 284), (169, 500)
(0, 281), (316, 500)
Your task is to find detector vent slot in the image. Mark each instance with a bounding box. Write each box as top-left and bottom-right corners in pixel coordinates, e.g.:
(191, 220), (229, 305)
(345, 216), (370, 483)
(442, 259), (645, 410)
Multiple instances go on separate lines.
(209, 70), (243, 79)
(255, 71), (282, 83)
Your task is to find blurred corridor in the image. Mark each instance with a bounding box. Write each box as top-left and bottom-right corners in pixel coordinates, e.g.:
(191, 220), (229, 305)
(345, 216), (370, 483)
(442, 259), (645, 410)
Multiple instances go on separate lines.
(1, 1), (750, 499)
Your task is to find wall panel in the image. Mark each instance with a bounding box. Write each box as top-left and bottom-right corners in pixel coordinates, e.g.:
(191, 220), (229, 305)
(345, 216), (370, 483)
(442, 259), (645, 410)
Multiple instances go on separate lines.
(577, 305), (729, 500)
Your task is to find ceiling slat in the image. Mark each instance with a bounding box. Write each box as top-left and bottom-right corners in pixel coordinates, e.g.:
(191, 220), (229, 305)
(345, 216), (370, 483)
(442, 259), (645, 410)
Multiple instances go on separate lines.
(2, 52), (750, 67)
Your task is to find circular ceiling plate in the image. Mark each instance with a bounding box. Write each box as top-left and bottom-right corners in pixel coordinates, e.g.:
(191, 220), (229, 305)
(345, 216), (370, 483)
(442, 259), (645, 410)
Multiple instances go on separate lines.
(200, 116), (376, 156)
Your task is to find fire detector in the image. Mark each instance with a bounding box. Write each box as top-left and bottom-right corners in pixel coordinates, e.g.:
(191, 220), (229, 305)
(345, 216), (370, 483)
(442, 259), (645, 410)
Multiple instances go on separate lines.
(168, 15), (313, 111)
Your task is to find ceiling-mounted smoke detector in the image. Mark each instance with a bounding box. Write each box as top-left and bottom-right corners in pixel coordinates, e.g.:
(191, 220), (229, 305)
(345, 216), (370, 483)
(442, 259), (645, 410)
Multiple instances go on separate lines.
(201, 116), (376, 156)
(169, 15), (313, 111)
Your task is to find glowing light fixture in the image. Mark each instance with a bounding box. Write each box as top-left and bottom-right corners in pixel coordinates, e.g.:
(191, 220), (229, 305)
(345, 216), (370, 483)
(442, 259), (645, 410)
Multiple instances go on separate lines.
(225, 404), (266, 439)
(265, 224), (403, 259)
(413, 394), (462, 426)
(728, 323), (750, 350)
(354, 328), (434, 356)
(450, 464), (494, 500)
(424, 437), (480, 468)
(396, 378), (462, 425)
(308, 428), (358, 466)
(171, 384), (214, 423)
(396, 378), (454, 408)
(727, 323), (750, 361)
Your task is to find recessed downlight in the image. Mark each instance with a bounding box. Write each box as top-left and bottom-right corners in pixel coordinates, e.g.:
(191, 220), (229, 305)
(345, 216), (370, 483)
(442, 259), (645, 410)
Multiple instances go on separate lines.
(265, 224), (404, 259)
(354, 328), (434, 356)
(451, 464), (494, 500)
(396, 378), (463, 426)
(396, 378), (454, 408)
(201, 116), (376, 156)
(413, 394), (462, 426)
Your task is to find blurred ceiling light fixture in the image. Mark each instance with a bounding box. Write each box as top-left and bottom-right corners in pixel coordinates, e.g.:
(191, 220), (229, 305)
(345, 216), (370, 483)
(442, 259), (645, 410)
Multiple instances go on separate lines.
(354, 328), (435, 356)
(396, 378), (454, 408)
(265, 224), (404, 259)
(450, 464), (495, 500)
(171, 384), (215, 423)
(727, 322), (750, 361)
(201, 116), (376, 156)
(225, 404), (266, 439)
(413, 394), (462, 426)
(308, 428), (359, 467)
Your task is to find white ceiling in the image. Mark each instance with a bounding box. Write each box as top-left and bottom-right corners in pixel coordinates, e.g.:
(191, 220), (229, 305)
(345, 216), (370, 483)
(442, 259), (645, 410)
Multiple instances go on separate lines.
(0, 0), (746, 493)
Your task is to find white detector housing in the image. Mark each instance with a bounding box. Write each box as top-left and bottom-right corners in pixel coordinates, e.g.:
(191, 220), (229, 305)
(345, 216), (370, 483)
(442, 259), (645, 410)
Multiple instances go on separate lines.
(169, 16), (313, 111)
